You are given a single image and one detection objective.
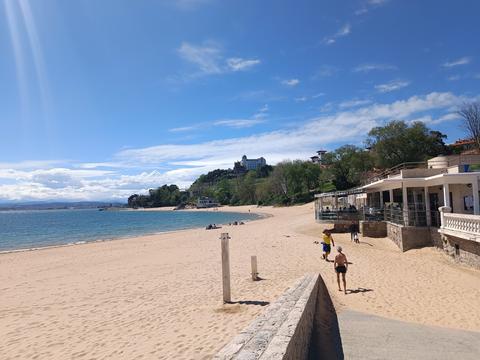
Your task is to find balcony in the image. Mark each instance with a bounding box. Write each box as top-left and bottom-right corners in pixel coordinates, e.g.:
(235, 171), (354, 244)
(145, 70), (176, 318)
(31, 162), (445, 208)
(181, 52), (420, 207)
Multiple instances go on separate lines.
(439, 212), (480, 242)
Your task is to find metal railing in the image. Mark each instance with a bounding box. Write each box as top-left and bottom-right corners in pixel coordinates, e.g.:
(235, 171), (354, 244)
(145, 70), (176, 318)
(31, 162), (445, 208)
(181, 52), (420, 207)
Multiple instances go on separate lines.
(316, 210), (360, 222)
(361, 161), (427, 186)
(317, 206), (433, 228)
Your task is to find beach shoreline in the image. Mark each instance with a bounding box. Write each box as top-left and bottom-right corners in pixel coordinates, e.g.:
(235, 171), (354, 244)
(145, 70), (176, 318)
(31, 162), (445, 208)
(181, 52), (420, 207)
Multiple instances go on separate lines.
(1, 203), (479, 359)
(0, 205), (266, 255)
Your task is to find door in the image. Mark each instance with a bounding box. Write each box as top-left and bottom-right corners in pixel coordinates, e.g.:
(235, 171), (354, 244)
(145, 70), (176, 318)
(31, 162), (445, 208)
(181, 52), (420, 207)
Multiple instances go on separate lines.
(430, 193), (440, 227)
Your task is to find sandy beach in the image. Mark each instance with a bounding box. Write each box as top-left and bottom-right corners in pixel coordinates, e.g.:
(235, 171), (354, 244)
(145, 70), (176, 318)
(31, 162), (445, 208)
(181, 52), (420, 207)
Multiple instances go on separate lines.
(1, 203), (479, 359)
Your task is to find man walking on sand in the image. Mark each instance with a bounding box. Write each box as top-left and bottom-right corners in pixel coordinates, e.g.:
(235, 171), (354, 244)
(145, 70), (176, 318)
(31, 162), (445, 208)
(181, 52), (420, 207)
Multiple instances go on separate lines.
(321, 229), (335, 261)
(334, 246), (348, 294)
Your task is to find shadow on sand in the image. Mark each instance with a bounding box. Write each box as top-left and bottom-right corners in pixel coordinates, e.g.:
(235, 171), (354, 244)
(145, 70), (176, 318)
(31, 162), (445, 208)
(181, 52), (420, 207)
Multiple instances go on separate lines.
(358, 242), (374, 247)
(347, 288), (373, 294)
(226, 300), (270, 306)
(308, 276), (344, 360)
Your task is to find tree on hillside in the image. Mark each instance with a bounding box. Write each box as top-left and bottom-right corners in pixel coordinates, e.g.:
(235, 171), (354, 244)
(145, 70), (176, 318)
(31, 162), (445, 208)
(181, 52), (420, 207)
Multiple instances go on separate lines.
(458, 102), (480, 149)
(323, 145), (374, 190)
(366, 120), (448, 169)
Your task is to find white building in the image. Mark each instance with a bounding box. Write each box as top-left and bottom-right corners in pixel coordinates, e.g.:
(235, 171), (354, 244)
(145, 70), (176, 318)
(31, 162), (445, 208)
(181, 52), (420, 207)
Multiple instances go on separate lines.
(315, 154), (480, 268)
(240, 155), (266, 171)
(311, 150), (327, 164)
(197, 197), (219, 208)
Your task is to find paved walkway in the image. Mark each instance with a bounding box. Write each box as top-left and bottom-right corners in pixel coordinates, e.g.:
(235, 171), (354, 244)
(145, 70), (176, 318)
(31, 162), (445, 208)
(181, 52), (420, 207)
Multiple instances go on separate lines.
(337, 310), (480, 360)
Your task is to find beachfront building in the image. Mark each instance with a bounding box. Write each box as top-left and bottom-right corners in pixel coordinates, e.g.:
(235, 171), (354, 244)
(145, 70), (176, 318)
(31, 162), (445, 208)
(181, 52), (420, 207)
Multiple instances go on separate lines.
(197, 197), (219, 208)
(239, 155), (267, 171)
(315, 154), (480, 268)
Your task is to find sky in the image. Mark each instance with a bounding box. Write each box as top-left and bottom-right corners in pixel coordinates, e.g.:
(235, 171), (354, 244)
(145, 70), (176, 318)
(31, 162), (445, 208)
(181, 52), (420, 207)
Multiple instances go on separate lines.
(1, 0), (480, 202)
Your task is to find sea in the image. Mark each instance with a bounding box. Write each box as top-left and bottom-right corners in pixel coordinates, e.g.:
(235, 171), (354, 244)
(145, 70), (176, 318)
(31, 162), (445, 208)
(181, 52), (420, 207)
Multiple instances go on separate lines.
(0, 209), (261, 252)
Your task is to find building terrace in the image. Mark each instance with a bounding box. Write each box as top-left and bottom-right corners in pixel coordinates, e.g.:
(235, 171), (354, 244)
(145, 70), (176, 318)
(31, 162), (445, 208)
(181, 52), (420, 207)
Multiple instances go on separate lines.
(315, 154), (480, 268)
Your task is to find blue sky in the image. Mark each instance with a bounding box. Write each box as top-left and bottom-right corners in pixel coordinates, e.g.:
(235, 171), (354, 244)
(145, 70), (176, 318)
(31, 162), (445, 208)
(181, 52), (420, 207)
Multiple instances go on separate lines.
(1, 0), (480, 201)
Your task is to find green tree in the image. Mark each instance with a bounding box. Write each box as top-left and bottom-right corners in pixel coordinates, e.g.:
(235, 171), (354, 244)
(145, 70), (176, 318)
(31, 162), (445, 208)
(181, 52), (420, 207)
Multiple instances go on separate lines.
(322, 145), (374, 190)
(366, 120), (448, 169)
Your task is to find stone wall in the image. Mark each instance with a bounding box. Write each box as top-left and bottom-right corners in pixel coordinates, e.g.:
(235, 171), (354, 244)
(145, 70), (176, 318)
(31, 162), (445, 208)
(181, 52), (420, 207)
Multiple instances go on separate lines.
(386, 222), (433, 252)
(430, 228), (443, 249)
(442, 235), (480, 269)
(214, 274), (320, 360)
(360, 221), (387, 238)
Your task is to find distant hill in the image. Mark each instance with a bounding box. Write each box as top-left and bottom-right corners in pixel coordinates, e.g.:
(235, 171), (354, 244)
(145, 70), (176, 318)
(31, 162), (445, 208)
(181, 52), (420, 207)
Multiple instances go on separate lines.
(0, 201), (126, 211)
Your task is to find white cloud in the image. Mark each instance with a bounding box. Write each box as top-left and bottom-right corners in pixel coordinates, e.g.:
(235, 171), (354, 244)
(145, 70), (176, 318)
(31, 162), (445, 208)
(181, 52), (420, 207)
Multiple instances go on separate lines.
(118, 92), (467, 167)
(214, 104), (269, 128)
(353, 63), (397, 73)
(442, 57), (472, 68)
(375, 79), (410, 93)
(177, 41), (260, 77)
(2, 92), (474, 202)
(295, 97), (308, 102)
(368, 0), (389, 5)
(355, 8), (368, 15)
(339, 99), (372, 109)
(213, 119), (265, 129)
(323, 23), (351, 45)
(295, 93), (325, 102)
(168, 126), (199, 132)
(338, 24), (351, 36)
(178, 41), (223, 75)
(226, 58), (261, 71)
(447, 75), (461, 81)
(282, 78), (300, 86)
(313, 65), (338, 78)
(355, 0), (390, 16)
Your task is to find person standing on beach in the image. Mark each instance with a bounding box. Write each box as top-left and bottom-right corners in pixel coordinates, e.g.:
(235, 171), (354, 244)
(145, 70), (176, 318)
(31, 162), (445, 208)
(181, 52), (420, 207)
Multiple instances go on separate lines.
(321, 229), (335, 261)
(349, 221), (358, 242)
(334, 246), (348, 294)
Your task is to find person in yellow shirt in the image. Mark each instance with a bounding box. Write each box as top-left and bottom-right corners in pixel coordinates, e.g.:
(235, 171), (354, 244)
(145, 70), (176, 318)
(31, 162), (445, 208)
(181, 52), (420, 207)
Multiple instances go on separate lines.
(321, 229), (335, 261)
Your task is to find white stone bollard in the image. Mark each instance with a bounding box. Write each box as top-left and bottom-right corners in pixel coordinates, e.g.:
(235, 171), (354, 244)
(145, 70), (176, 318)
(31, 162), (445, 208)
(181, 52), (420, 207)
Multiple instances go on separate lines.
(251, 255), (258, 281)
(221, 233), (231, 303)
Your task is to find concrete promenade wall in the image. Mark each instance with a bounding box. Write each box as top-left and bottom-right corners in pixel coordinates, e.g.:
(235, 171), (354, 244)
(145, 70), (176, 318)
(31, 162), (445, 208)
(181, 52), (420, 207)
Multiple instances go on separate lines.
(214, 273), (340, 360)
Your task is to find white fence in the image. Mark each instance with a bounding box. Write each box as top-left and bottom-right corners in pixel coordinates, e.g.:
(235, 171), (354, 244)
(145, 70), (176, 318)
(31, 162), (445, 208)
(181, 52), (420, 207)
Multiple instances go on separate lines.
(440, 212), (480, 242)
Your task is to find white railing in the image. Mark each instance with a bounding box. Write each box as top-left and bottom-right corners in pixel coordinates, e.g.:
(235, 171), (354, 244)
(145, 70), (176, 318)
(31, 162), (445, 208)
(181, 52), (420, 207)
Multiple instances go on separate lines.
(440, 212), (480, 241)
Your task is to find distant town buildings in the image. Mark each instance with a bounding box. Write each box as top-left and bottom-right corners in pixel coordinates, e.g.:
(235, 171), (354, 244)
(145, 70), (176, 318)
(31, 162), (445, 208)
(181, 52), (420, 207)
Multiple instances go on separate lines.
(234, 155), (267, 172)
(197, 196), (219, 208)
(311, 150), (327, 164)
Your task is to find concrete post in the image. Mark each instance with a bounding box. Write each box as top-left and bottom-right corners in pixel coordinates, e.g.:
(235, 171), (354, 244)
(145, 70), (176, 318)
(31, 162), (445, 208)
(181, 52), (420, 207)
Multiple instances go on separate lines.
(379, 191), (384, 209)
(221, 233), (231, 303)
(438, 206), (452, 229)
(251, 256), (258, 281)
(402, 185), (408, 226)
(473, 178), (479, 215)
(389, 189), (394, 203)
(425, 186), (431, 226)
(443, 183), (450, 208)
(334, 194), (338, 211)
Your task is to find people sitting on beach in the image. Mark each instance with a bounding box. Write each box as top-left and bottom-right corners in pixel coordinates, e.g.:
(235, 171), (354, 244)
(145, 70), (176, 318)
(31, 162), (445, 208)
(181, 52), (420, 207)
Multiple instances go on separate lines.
(206, 224), (222, 230)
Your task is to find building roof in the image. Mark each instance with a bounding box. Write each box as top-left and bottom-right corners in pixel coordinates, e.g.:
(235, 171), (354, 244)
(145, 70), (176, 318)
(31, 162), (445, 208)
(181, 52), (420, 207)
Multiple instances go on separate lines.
(362, 171), (480, 191)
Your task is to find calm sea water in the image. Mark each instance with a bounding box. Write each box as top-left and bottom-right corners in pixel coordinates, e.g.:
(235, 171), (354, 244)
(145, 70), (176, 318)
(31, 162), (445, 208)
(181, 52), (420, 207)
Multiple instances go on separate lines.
(0, 209), (260, 251)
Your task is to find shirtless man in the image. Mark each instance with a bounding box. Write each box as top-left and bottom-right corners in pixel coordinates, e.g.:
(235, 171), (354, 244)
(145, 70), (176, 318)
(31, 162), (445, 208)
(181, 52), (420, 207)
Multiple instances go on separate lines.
(334, 246), (348, 294)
